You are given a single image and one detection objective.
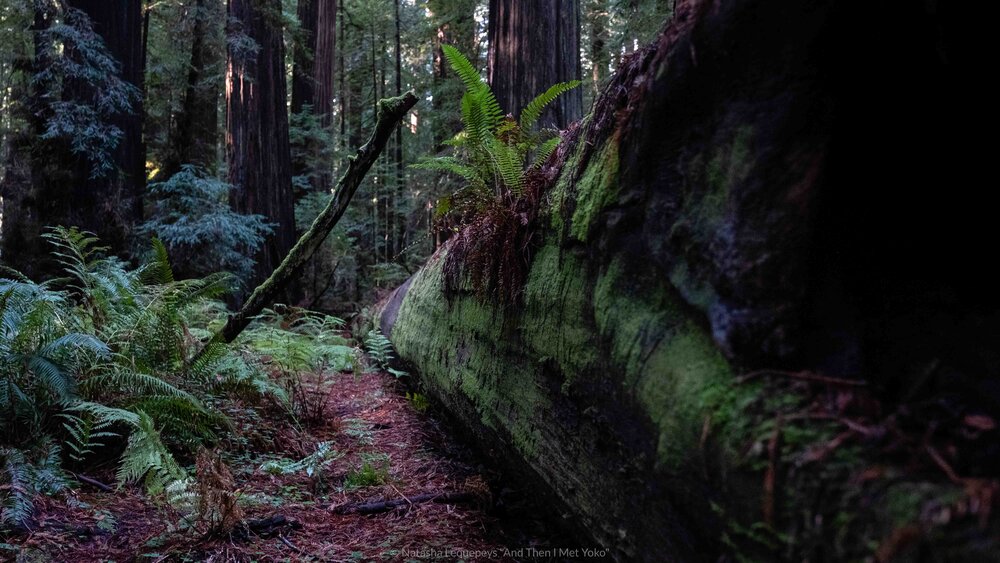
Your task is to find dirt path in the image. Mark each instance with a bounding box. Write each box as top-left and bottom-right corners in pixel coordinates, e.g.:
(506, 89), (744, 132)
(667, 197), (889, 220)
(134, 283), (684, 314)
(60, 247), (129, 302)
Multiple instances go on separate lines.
(10, 370), (566, 562)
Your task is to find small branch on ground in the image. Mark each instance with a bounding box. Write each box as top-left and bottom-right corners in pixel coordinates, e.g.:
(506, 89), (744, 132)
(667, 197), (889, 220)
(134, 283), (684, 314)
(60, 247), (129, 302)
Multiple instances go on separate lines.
(71, 472), (113, 492)
(233, 514), (302, 540)
(736, 369), (868, 387)
(330, 491), (478, 515)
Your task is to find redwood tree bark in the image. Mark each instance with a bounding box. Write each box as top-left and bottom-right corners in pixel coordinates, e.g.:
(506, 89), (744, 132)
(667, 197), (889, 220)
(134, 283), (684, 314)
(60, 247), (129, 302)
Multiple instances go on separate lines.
(67, 0), (145, 252)
(292, 0), (337, 194)
(160, 0), (223, 178)
(0, 1), (146, 272)
(226, 0), (296, 288)
(487, 0), (583, 129)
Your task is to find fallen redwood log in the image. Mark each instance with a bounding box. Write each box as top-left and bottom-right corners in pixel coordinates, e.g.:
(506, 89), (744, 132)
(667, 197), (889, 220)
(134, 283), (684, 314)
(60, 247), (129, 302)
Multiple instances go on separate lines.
(330, 491), (478, 515)
(377, 1), (996, 561)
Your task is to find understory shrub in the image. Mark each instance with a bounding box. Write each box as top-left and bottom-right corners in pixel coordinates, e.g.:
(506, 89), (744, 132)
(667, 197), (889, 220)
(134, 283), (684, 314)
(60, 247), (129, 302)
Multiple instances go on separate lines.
(0, 227), (286, 532)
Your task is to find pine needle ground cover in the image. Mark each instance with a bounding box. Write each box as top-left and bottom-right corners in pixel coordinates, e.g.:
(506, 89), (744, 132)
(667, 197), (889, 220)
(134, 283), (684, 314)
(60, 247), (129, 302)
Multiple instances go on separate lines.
(3, 358), (564, 561)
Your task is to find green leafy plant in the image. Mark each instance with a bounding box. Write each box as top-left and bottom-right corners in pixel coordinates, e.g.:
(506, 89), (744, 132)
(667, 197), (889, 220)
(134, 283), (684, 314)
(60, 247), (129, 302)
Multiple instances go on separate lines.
(343, 452), (390, 489)
(363, 329), (407, 378)
(260, 442), (342, 493)
(238, 307), (352, 426)
(406, 392), (430, 413)
(0, 441), (68, 530)
(412, 44), (579, 207)
(140, 165), (274, 281)
(411, 46), (580, 304)
(0, 227), (291, 530)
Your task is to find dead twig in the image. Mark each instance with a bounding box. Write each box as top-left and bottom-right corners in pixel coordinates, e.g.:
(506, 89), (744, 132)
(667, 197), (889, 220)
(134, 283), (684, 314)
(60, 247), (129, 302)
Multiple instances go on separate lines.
(736, 369), (867, 388)
(390, 483), (413, 508)
(71, 472), (112, 492)
(926, 445), (962, 484)
(330, 491), (477, 515)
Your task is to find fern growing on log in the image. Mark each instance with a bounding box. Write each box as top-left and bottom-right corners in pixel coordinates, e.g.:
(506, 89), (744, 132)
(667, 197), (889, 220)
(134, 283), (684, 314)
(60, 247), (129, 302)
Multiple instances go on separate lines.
(410, 47), (578, 305)
(412, 45), (580, 204)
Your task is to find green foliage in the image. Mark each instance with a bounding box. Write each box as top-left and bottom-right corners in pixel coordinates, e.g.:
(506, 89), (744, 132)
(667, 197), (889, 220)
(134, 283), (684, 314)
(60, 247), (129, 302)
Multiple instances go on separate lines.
(32, 6), (141, 178)
(289, 104), (334, 194)
(238, 307), (352, 426)
(412, 45), (580, 207)
(406, 392), (430, 412)
(140, 166), (274, 281)
(343, 453), (390, 489)
(363, 328), (407, 378)
(0, 228), (295, 530)
(239, 308), (353, 374)
(0, 441), (68, 529)
(260, 441), (341, 492)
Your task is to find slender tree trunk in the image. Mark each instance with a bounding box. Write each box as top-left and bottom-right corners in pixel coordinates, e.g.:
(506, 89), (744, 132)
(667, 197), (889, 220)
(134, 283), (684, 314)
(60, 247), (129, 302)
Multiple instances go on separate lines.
(161, 0), (223, 178)
(209, 92), (417, 345)
(487, 0), (582, 128)
(586, 0), (609, 95)
(393, 0), (404, 257)
(226, 0), (296, 289)
(292, 0), (338, 195)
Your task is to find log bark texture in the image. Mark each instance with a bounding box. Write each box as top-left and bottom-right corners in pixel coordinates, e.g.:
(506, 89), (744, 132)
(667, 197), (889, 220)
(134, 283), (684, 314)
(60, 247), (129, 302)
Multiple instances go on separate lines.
(379, 0), (992, 561)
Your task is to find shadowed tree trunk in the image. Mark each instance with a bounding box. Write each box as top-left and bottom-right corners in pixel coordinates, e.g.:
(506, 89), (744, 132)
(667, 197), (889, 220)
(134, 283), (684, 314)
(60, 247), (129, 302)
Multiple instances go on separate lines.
(160, 0), (224, 178)
(292, 0), (337, 195)
(226, 0), (296, 289)
(57, 0), (146, 258)
(2, 1), (144, 274)
(487, 0), (582, 128)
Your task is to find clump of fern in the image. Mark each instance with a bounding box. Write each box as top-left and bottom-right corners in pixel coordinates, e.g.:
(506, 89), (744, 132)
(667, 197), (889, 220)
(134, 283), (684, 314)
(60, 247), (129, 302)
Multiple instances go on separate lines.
(259, 441), (341, 493)
(0, 440), (68, 530)
(413, 45), (579, 206)
(411, 46), (579, 304)
(0, 227), (283, 530)
(237, 307), (352, 426)
(363, 329), (407, 379)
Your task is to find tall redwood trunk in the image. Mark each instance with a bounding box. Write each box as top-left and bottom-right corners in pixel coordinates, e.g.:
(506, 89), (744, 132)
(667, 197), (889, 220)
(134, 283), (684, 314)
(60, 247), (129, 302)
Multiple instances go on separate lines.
(292, 0), (337, 195)
(487, 0), (582, 128)
(226, 0), (296, 288)
(393, 0), (404, 257)
(161, 0), (223, 178)
(67, 0), (146, 253)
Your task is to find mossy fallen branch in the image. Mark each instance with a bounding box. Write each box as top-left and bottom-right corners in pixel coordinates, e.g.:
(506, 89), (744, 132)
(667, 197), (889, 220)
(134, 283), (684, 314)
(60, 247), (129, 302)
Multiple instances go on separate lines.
(204, 92), (418, 348)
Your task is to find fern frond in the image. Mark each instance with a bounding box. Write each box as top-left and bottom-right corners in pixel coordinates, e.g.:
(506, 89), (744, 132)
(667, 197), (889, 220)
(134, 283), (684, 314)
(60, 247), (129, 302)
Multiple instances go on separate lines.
(411, 157), (481, 183)
(531, 137), (561, 169)
(441, 44), (486, 96)
(519, 80), (582, 131)
(141, 238), (175, 285)
(488, 137), (525, 194)
(66, 401), (141, 428)
(25, 355), (78, 401)
(81, 365), (199, 404)
(116, 411), (186, 494)
(0, 448), (34, 529)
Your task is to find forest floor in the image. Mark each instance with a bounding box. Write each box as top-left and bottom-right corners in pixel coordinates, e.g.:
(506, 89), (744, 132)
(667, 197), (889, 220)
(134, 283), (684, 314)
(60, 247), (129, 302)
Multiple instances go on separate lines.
(7, 367), (566, 562)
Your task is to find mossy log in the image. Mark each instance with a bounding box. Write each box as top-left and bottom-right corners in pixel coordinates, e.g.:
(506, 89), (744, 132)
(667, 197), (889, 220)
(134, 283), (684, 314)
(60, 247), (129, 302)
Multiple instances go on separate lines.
(378, 1), (997, 561)
(216, 92), (418, 344)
